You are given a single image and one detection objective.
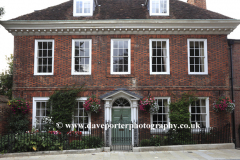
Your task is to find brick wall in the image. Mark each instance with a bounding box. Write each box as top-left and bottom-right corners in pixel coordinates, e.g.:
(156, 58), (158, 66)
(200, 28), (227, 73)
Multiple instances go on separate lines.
(12, 34), (231, 130)
(232, 41), (240, 147)
(187, 0), (206, 9)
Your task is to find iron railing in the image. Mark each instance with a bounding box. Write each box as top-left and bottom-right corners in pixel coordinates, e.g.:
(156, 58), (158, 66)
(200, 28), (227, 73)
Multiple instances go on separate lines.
(0, 127), (104, 153)
(137, 123), (231, 147)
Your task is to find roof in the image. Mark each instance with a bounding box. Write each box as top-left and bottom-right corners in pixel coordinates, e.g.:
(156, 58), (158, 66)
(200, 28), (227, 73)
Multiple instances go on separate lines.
(12, 0), (231, 20)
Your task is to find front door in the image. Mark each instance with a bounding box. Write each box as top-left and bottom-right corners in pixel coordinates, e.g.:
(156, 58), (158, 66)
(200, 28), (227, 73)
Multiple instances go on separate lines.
(112, 108), (132, 146)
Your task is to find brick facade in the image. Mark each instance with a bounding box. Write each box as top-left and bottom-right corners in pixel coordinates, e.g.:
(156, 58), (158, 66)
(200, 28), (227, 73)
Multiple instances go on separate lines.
(232, 41), (240, 147)
(12, 34), (231, 130)
(187, 0), (206, 9)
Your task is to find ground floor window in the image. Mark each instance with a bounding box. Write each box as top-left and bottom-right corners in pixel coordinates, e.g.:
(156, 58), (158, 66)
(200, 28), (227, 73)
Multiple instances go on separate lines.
(33, 97), (90, 132)
(189, 97), (209, 128)
(73, 98), (90, 133)
(151, 97), (170, 130)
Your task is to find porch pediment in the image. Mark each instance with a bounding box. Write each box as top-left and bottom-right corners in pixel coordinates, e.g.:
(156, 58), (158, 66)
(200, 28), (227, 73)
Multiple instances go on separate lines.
(100, 88), (142, 101)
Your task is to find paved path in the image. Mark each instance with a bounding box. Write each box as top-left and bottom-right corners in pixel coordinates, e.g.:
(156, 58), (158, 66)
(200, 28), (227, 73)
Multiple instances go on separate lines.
(1, 149), (240, 160)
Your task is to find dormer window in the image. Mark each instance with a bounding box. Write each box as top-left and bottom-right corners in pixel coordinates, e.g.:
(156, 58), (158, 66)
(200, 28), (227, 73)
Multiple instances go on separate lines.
(149, 0), (169, 16)
(73, 0), (94, 16)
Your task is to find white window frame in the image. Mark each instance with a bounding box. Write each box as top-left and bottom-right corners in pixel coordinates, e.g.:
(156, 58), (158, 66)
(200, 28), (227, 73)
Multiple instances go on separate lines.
(111, 39), (131, 75)
(149, 0), (169, 16)
(189, 97), (210, 130)
(71, 39), (92, 75)
(73, 0), (93, 16)
(187, 39), (208, 75)
(34, 40), (54, 76)
(150, 97), (170, 132)
(149, 39), (170, 75)
(72, 97), (91, 134)
(32, 97), (50, 130)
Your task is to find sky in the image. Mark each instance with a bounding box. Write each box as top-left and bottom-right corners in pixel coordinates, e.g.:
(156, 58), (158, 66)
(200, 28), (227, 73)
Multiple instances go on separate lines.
(0, 0), (240, 72)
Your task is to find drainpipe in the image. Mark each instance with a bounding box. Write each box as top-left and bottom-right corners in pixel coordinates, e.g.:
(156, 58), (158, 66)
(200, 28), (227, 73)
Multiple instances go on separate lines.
(228, 39), (235, 146)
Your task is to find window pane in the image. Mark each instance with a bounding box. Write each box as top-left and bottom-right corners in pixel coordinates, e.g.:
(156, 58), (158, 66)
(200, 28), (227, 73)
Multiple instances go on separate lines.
(38, 66), (42, 72)
(195, 49), (199, 56)
(85, 41), (89, 48)
(119, 41), (124, 48)
(152, 65), (156, 72)
(124, 49), (128, 56)
(43, 66), (47, 72)
(43, 42), (48, 49)
(124, 41), (128, 48)
(48, 66), (52, 72)
(124, 57), (128, 64)
(48, 50), (52, 57)
(43, 50), (47, 57)
(152, 57), (157, 64)
(119, 49), (123, 56)
(190, 65), (194, 72)
(48, 58), (52, 65)
(119, 65), (123, 72)
(38, 42), (43, 49)
(85, 58), (89, 64)
(48, 42), (52, 49)
(153, 49), (157, 56)
(124, 65), (128, 72)
(190, 49), (194, 56)
(113, 49), (118, 56)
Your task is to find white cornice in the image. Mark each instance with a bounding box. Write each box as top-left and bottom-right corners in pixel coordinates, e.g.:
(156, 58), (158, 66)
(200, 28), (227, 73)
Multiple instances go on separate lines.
(0, 19), (239, 35)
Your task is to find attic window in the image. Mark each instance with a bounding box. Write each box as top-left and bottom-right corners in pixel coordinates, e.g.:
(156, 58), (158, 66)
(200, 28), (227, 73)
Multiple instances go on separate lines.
(73, 0), (93, 16)
(149, 0), (169, 16)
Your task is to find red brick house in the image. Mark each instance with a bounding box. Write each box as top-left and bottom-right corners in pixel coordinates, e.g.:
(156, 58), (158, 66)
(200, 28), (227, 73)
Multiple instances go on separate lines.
(228, 39), (240, 147)
(0, 0), (239, 148)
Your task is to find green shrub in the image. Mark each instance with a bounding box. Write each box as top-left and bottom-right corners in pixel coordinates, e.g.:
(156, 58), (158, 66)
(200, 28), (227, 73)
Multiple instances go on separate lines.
(69, 140), (85, 149)
(82, 136), (104, 148)
(150, 135), (162, 146)
(0, 132), (63, 153)
(140, 139), (151, 146)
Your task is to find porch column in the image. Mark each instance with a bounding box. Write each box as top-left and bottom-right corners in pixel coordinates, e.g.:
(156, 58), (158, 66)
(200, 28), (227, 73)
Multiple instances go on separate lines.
(104, 100), (111, 147)
(132, 100), (138, 146)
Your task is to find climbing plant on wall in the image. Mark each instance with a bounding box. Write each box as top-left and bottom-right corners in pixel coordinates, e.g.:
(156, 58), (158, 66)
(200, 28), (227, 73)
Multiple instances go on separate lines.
(45, 85), (85, 132)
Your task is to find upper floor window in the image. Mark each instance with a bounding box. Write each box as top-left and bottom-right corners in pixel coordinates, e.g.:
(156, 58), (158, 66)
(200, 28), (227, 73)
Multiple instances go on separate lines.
(188, 39), (208, 75)
(72, 39), (92, 75)
(189, 98), (209, 128)
(34, 40), (54, 75)
(149, 0), (169, 16)
(149, 39), (170, 74)
(73, 0), (93, 16)
(111, 39), (131, 75)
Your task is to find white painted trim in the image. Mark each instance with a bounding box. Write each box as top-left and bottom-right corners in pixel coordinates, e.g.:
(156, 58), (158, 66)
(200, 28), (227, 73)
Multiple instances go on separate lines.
(71, 39), (92, 75)
(73, 0), (93, 17)
(149, 0), (169, 16)
(189, 97), (210, 129)
(150, 97), (170, 132)
(34, 39), (54, 76)
(110, 39), (131, 75)
(102, 90), (141, 101)
(149, 39), (170, 75)
(2, 19), (238, 36)
(32, 97), (50, 129)
(187, 39), (208, 75)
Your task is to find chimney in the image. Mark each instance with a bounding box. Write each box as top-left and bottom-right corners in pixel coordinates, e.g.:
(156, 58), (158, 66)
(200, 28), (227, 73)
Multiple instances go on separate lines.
(187, 0), (206, 9)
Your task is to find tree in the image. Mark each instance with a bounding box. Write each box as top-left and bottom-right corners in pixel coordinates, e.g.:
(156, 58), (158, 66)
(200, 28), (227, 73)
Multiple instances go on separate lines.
(0, 7), (4, 18)
(0, 55), (13, 99)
